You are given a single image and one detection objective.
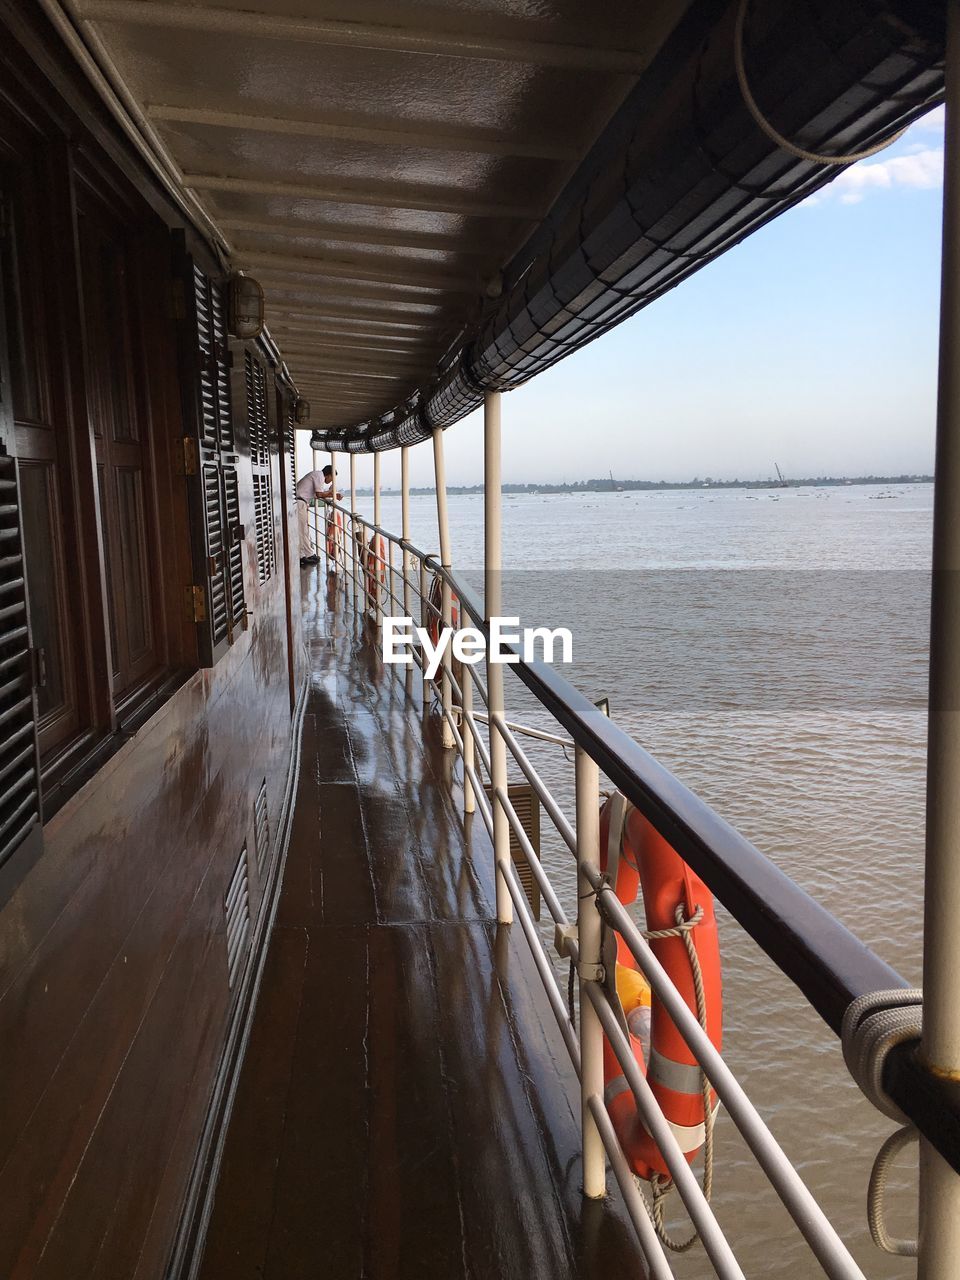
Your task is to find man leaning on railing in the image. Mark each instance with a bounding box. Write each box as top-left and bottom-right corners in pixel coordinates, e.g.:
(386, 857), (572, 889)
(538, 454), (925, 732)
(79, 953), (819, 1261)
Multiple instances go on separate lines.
(295, 464), (341, 567)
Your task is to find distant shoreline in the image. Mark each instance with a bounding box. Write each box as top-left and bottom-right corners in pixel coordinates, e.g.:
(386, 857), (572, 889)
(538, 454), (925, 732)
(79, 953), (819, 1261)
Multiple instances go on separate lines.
(353, 475), (933, 496)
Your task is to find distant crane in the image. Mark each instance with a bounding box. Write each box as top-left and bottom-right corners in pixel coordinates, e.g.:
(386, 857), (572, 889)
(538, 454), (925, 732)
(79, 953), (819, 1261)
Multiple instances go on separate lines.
(774, 462), (788, 488)
(609, 469), (623, 492)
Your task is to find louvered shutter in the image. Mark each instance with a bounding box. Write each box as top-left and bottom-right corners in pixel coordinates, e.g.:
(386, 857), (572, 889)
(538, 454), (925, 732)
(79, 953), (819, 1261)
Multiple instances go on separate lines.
(175, 241), (247, 665)
(285, 400), (296, 495)
(0, 245), (42, 874)
(245, 349), (275, 585)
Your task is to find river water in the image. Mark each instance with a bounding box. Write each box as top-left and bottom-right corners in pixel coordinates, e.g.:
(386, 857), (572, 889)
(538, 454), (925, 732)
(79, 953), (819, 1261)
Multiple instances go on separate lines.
(354, 481), (930, 1278)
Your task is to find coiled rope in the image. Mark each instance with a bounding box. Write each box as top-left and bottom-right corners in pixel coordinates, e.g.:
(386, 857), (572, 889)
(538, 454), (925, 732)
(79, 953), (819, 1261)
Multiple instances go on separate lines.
(867, 1124), (919, 1256)
(840, 988), (923, 1256)
(734, 0), (907, 165)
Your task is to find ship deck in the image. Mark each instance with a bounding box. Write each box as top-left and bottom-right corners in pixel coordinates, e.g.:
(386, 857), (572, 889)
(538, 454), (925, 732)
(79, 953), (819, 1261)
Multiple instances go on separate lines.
(197, 571), (645, 1279)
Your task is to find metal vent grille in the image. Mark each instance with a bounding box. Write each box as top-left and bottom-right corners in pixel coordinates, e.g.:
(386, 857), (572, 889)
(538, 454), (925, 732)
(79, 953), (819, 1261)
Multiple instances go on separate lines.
(225, 844), (251, 988)
(0, 454), (40, 869)
(486, 781), (541, 920)
(253, 777), (269, 876)
(252, 474), (274, 584)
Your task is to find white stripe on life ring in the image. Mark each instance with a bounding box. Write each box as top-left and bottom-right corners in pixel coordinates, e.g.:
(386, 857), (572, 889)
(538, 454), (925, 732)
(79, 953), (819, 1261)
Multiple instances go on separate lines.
(647, 1048), (704, 1096)
(604, 1075), (719, 1155)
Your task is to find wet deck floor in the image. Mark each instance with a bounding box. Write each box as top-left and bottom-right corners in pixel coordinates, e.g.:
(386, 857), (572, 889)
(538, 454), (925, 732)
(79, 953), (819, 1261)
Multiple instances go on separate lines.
(198, 571), (646, 1279)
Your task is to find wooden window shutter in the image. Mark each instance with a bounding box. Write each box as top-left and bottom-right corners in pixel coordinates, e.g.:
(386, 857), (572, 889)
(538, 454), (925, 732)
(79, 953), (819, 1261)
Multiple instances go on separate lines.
(175, 241), (247, 664)
(245, 349), (275, 585)
(0, 239), (43, 875)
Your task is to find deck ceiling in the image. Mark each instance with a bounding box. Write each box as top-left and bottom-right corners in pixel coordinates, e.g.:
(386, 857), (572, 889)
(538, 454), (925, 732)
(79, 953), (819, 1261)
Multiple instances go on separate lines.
(59, 0), (693, 431)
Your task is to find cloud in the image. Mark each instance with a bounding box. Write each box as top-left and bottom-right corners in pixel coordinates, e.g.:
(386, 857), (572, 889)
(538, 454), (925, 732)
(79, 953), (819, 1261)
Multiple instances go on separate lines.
(803, 146), (943, 207)
(914, 104), (945, 135)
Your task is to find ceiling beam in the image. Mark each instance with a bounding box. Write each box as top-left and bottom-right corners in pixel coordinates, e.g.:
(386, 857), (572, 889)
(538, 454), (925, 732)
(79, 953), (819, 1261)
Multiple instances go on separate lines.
(281, 351), (437, 369)
(291, 375), (425, 392)
(148, 104), (572, 161)
(183, 173), (540, 219)
(266, 305), (445, 329)
(221, 218), (488, 255)
(241, 250), (476, 292)
(279, 343), (438, 362)
(82, 2), (653, 73)
(299, 395), (379, 404)
(269, 324), (441, 345)
(256, 274), (464, 306)
(277, 341), (440, 361)
(272, 331), (441, 350)
(294, 368), (417, 382)
(265, 301), (447, 324)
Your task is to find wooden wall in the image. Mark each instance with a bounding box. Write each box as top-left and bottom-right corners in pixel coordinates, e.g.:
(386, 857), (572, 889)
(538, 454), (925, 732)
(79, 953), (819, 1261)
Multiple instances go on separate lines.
(0, 582), (300, 1279)
(0, 6), (310, 1276)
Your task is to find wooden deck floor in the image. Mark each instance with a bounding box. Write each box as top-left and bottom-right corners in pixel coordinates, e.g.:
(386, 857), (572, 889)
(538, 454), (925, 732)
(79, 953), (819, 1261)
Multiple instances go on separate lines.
(198, 571), (645, 1279)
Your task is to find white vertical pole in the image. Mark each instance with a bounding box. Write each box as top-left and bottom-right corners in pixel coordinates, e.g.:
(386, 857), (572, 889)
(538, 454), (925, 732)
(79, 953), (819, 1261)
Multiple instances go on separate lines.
(484, 390), (512, 924)
(310, 442), (319, 559)
(373, 452), (382, 623)
(432, 429), (455, 749)
(920, 2), (960, 1272)
(350, 454), (358, 607)
(462, 667), (476, 815)
(401, 447), (412, 614)
(576, 744), (606, 1199)
(419, 559), (430, 711)
(328, 448), (337, 572)
(401, 447), (413, 696)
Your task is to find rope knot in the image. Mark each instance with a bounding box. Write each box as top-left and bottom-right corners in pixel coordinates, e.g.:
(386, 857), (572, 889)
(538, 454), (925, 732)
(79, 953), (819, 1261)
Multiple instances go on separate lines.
(841, 988), (922, 1123)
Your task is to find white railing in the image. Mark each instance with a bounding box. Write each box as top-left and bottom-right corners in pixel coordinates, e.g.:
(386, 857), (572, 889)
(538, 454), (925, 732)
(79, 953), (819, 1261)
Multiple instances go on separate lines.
(305, 496), (901, 1280)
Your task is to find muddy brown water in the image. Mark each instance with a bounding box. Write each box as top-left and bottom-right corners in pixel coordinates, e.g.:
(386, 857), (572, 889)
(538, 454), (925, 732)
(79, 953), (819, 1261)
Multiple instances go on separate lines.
(352, 482), (931, 1278)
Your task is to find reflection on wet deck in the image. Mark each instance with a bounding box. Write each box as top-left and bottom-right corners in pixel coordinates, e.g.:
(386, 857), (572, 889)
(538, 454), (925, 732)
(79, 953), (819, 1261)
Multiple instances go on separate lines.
(198, 571), (644, 1279)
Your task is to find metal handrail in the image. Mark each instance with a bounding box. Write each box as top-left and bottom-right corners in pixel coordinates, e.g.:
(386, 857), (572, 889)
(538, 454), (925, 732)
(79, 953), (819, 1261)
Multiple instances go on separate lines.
(347, 520), (949, 1156)
(308, 496), (952, 1277)
(324, 508), (954, 1155)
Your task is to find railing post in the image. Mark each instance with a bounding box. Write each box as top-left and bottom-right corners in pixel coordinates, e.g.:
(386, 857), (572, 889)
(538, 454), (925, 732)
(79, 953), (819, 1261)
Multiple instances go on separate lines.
(419, 558), (430, 711)
(484, 390), (512, 924)
(350, 453), (358, 609)
(329, 448), (337, 574)
(401, 446), (413, 696)
(388, 538), (395, 617)
(575, 743), (606, 1199)
(373, 451), (382, 624)
(310, 441), (319, 563)
(432, 428), (455, 749)
(462, 666), (476, 815)
(920, 1), (960, 1272)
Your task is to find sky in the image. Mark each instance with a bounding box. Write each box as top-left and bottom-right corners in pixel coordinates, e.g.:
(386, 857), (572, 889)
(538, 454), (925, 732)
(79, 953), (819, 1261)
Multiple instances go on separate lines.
(298, 106), (945, 490)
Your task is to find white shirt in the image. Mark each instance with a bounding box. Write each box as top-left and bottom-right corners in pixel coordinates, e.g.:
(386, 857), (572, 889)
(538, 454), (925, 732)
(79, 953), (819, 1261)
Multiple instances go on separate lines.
(296, 470), (333, 502)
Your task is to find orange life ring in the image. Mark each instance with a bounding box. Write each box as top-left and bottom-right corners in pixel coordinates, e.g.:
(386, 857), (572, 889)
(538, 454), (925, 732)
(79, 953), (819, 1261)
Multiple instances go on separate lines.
(427, 573), (460, 644)
(427, 574), (462, 684)
(365, 534), (387, 605)
(325, 510), (343, 559)
(598, 793), (722, 1181)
